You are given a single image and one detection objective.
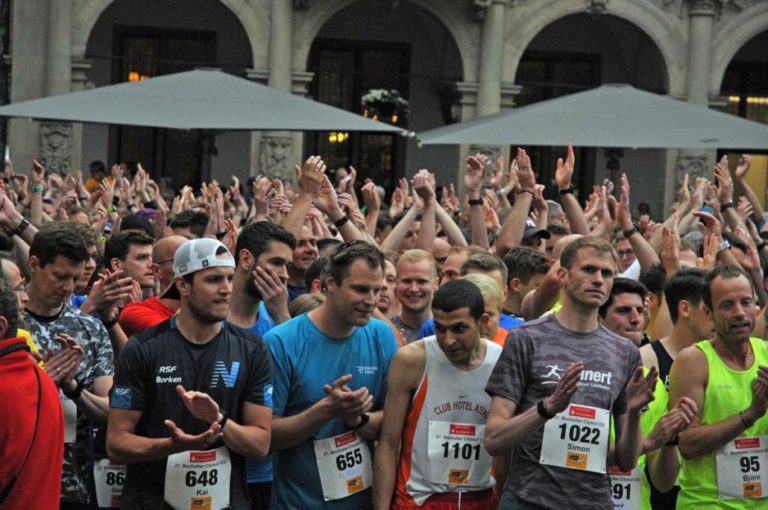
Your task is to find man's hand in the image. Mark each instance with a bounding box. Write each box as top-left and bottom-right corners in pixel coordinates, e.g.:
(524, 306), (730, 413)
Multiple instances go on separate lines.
(661, 221), (681, 275)
(0, 192), (24, 232)
(413, 169), (436, 205)
(516, 148), (536, 191)
(744, 367), (768, 425)
(253, 265), (290, 323)
(626, 366), (658, 415)
(555, 144), (575, 190)
(644, 397), (697, 451)
(164, 419), (223, 452)
(544, 362), (584, 416)
(693, 210), (722, 238)
(313, 173), (342, 218)
(323, 374), (374, 426)
(31, 159), (46, 187)
(463, 155), (484, 197)
(176, 385), (221, 425)
(714, 156), (733, 204)
(608, 173), (633, 231)
(297, 156), (326, 197)
(85, 269), (134, 317)
(735, 154), (752, 182)
(532, 184), (548, 214)
(361, 180), (380, 212)
(677, 173), (691, 207)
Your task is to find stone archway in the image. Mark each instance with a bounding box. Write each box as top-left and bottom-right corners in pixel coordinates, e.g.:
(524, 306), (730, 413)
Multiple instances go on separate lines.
(711, 3), (768, 93)
(293, 0), (474, 82)
(72, 0), (269, 68)
(502, 0), (686, 97)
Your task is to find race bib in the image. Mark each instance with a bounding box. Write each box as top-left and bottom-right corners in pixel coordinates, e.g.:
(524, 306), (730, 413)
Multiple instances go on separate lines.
(539, 404), (610, 474)
(61, 392), (77, 443)
(93, 459), (126, 508)
(715, 436), (768, 500)
(164, 447), (231, 510)
(427, 421), (492, 486)
(313, 431), (372, 501)
(609, 465), (642, 510)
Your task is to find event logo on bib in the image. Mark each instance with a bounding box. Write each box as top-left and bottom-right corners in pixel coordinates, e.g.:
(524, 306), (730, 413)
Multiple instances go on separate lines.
(540, 364), (613, 390)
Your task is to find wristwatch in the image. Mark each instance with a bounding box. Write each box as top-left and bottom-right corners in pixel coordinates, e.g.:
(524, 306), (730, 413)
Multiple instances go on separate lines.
(717, 239), (731, 254)
(217, 409), (229, 431)
(350, 413), (370, 430)
(537, 400), (555, 420)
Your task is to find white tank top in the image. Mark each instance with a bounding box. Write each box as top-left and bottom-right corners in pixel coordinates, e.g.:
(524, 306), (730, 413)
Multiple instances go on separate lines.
(396, 336), (502, 505)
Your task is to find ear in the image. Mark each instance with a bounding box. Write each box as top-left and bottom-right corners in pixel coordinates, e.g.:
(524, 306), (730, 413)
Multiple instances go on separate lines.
(556, 266), (567, 286)
(28, 255), (40, 272)
(175, 276), (191, 297)
(238, 248), (254, 271)
(0, 315), (8, 339)
(479, 312), (490, 330)
(324, 273), (337, 293)
(109, 257), (122, 272)
(311, 278), (322, 294)
(678, 300), (690, 320)
(508, 278), (521, 293)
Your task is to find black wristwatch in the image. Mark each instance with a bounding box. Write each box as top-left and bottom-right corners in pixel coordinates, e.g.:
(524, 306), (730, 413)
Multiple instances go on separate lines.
(63, 379), (84, 400)
(350, 413), (370, 430)
(218, 409), (229, 431)
(558, 186), (574, 196)
(537, 400), (555, 420)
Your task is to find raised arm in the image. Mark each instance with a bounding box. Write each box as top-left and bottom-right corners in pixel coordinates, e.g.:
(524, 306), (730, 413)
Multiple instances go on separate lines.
(734, 154), (764, 224)
(413, 170), (437, 251)
(282, 156), (326, 236)
(609, 174), (660, 274)
(556, 145), (590, 235)
(464, 155), (490, 250)
(494, 148), (536, 257)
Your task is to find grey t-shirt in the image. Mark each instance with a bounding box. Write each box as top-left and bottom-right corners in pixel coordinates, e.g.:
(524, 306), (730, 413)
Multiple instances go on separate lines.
(389, 314), (422, 344)
(485, 314), (642, 510)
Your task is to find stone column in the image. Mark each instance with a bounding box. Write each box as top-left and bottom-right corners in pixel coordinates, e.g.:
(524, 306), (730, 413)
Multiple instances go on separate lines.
(41, 0), (74, 174)
(475, 0), (506, 118)
(7, 0), (48, 167)
(254, 0), (299, 182)
(675, 0), (716, 185)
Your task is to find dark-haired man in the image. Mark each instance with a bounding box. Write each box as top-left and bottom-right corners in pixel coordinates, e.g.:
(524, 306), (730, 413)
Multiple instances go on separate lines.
(502, 246), (549, 320)
(267, 240), (398, 509)
(226, 220), (296, 505)
(107, 238), (273, 508)
(23, 222), (114, 508)
(598, 277), (648, 347)
(671, 265), (768, 508)
(485, 236), (656, 509)
(104, 228), (156, 294)
(373, 279), (501, 509)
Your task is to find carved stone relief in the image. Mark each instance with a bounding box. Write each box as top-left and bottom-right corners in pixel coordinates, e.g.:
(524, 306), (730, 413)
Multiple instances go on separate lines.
(40, 123), (72, 175)
(259, 135), (294, 180)
(675, 153), (708, 185)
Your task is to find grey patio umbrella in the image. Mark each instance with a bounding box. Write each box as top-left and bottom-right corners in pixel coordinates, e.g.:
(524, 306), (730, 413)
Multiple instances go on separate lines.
(0, 69), (404, 133)
(417, 84), (768, 149)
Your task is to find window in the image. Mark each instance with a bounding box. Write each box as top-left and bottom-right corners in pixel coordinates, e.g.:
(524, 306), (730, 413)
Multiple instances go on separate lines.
(307, 40), (410, 191)
(112, 26), (216, 188)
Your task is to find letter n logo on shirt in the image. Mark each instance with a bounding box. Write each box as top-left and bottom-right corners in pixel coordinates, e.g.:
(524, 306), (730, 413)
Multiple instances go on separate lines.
(210, 361), (240, 388)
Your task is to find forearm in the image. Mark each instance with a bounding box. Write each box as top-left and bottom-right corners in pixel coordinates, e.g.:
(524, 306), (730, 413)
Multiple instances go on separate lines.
(281, 194), (312, 236)
(74, 391), (111, 425)
(485, 405), (546, 456)
(494, 194), (533, 257)
(468, 203), (489, 250)
(521, 270), (561, 320)
(740, 180), (765, 222)
(271, 399), (332, 452)
(613, 411), (643, 472)
(30, 189), (43, 227)
(380, 208), (418, 253)
(678, 413), (750, 460)
(415, 201), (436, 251)
(646, 446), (680, 493)
(435, 203), (467, 247)
(723, 207), (745, 233)
(372, 438), (400, 510)
(365, 208), (380, 238)
(106, 323), (129, 359)
(627, 232), (660, 274)
(107, 430), (178, 464)
(354, 410), (383, 441)
(562, 194), (590, 235)
(221, 419), (270, 460)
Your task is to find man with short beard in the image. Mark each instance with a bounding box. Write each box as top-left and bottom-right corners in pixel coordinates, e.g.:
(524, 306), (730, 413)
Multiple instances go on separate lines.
(671, 265), (768, 507)
(107, 238), (273, 509)
(599, 278), (648, 347)
(226, 221), (296, 508)
(390, 249), (437, 343)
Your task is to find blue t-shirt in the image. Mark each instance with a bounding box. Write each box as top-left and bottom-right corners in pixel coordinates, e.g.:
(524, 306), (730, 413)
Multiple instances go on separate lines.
(419, 312), (524, 338)
(70, 294), (88, 310)
(266, 314), (397, 509)
(244, 302), (275, 484)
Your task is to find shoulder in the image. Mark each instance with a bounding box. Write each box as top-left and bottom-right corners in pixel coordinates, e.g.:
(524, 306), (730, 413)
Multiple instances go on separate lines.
(131, 319), (175, 347)
(639, 342), (658, 369)
(262, 314), (305, 344)
(390, 341), (426, 386)
(675, 343), (708, 369)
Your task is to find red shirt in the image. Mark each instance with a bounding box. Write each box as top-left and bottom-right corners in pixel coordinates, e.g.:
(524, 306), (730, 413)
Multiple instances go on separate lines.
(0, 337), (64, 509)
(119, 297), (176, 337)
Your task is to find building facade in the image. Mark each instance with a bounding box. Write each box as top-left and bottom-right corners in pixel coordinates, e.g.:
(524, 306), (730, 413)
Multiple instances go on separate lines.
(4, 0), (768, 213)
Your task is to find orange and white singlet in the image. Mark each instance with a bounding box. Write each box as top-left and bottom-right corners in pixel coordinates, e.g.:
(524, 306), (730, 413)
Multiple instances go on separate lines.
(394, 336), (502, 507)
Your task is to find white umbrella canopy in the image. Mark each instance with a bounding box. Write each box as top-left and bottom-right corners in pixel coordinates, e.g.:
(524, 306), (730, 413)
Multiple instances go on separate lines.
(417, 84), (768, 149)
(0, 69), (404, 133)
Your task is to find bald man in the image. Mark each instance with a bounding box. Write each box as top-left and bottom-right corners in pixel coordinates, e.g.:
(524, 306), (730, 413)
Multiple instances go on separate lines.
(118, 235), (188, 337)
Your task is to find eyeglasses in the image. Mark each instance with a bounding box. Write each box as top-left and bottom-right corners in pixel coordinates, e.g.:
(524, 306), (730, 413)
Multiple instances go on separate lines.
(12, 282), (27, 295)
(617, 250), (635, 258)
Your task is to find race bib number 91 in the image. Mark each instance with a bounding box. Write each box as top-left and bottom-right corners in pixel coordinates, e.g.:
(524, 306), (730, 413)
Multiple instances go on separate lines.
(539, 404), (610, 474)
(715, 436), (768, 500)
(609, 465), (642, 510)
